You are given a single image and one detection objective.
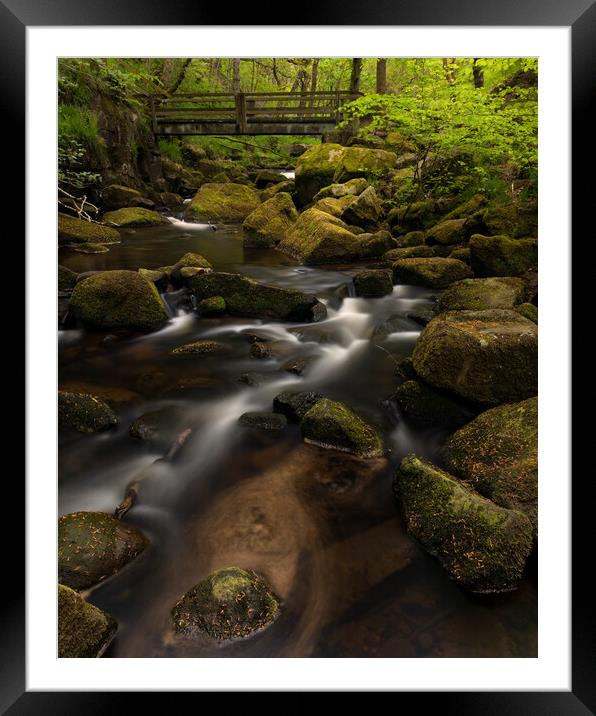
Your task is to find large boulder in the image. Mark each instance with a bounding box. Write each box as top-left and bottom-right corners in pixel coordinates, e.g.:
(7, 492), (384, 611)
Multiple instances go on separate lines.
(58, 213), (121, 246)
(171, 566), (280, 640)
(261, 179), (295, 200)
(384, 246), (434, 261)
(481, 202), (538, 238)
(437, 277), (526, 312)
(469, 234), (538, 277)
(392, 258), (472, 289)
(58, 584), (117, 658)
(294, 143), (346, 205)
(101, 184), (143, 210)
(424, 217), (481, 247)
(190, 271), (326, 322)
(394, 455), (534, 593)
(102, 207), (166, 227)
(242, 192), (298, 248)
(412, 309), (537, 405)
(353, 269), (393, 297)
(312, 177), (369, 202)
(168, 252), (212, 285)
(314, 195), (356, 218)
(185, 182), (261, 222)
(59, 391), (118, 433)
(300, 398), (383, 457)
(332, 146), (397, 184)
(58, 511), (149, 590)
(341, 186), (382, 229)
(69, 270), (168, 331)
(277, 208), (393, 265)
(445, 397), (538, 531)
(390, 380), (474, 430)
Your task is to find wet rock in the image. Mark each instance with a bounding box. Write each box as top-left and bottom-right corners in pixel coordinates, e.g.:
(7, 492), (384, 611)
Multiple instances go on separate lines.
(281, 355), (319, 375)
(58, 511), (149, 590)
(437, 277), (525, 312)
(242, 192), (298, 248)
(58, 213), (121, 245)
(190, 271), (326, 322)
(332, 146), (397, 184)
(238, 412), (288, 431)
(390, 380), (474, 429)
(516, 302), (538, 323)
(171, 340), (229, 355)
(405, 307), (436, 327)
(58, 391), (118, 433)
(171, 566), (280, 640)
(102, 207), (167, 227)
(128, 406), (183, 442)
(341, 186), (382, 230)
(185, 182), (261, 222)
(353, 269), (393, 297)
(469, 234), (538, 277)
(371, 313), (416, 341)
(384, 245), (434, 261)
(301, 399), (384, 458)
(444, 397), (538, 532)
(59, 383), (141, 406)
(196, 296), (226, 316)
(412, 309), (537, 405)
(294, 143), (346, 205)
(71, 242), (110, 254)
(58, 584), (117, 658)
(101, 184), (143, 210)
(58, 265), (78, 292)
(237, 372), (267, 387)
(250, 341), (273, 359)
(169, 252), (212, 285)
(394, 455), (533, 593)
(312, 177), (369, 202)
(392, 258), (472, 289)
(69, 270), (168, 332)
(394, 356), (417, 381)
(273, 390), (324, 421)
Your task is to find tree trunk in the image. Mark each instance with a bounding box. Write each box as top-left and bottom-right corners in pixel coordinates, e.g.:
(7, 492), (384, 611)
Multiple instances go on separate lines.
(442, 58), (456, 85)
(376, 58), (387, 94)
(349, 58), (363, 95)
(232, 58), (241, 93)
(472, 58), (485, 88)
(310, 58), (319, 106)
(168, 58), (192, 94)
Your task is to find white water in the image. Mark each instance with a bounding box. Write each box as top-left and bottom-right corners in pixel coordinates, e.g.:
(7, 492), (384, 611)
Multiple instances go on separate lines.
(166, 216), (211, 231)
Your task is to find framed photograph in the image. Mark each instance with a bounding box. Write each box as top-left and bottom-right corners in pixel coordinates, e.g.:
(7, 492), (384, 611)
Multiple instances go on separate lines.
(10, 0), (589, 709)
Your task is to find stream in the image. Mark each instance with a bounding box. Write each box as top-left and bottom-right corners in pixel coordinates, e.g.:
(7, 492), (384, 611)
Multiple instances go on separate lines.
(59, 218), (537, 658)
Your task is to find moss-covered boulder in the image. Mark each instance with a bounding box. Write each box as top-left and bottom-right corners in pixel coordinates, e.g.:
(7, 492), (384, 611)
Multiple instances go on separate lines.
(332, 146), (397, 184)
(190, 271), (326, 322)
(481, 202), (538, 238)
(441, 194), (488, 221)
(58, 511), (149, 590)
(393, 258), (472, 289)
(294, 143), (346, 205)
(242, 192), (298, 248)
(102, 207), (166, 227)
(196, 296), (226, 316)
(341, 186), (382, 229)
(394, 455), (534, 593)
(185, 183), (261, 222)
(157, 191), (184, 209)
(300, 398), (383, 457)
(59, 391), (118, 433)
(58, 265), (78, 292)
(437, 277), (525, 312)
(516, 302), (538, 323)
(314, 195), (356, 218)
(412, 309), (537, 405)
(424, 218), (469, 246)
(58, 213), (121, 245)
(69, 270), (168, 332)
(312, 177), (369, 202)
(445, 397), (538, 531)
(391, 380), (474, 430)
(171, 566), (280, 640)
(169, 252), (212, 285)
(171, 340), (229, 355)
(392, 230), (426, 248)
(58, 584), (117, 658)
(101, 184), (143, 210)
(469, 234), (538, 277)
(388, 198), (454, 233)
(255, 169), (285, 189)
(261, 179), (295, 201)
(449, 247), (471, 263)
(384, 246), (434, 261)
(138, 268), (168, 290)
(272, 390), (323, 422)
(353, 269), (393, 297)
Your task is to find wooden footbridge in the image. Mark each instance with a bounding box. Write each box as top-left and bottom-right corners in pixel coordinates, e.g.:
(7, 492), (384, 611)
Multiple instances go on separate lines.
(150, 91), (360, 136)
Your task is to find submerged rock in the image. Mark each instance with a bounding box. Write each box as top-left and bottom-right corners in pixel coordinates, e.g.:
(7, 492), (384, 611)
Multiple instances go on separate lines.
(392, 258), (472, 289)
(281, 355), (319, 375)
(242, 192), (298, 248)
(273, 390), (323, 421)
(58, 213), (121, 245)
(353, 269), (393, 297)
(185, 182), (261, 222)
(238, 412), (288, 431)
(294, 143), (346, 205)
(129, 407), (183, 442)
(171, 566), (280, 640)
(444, 397), (538, 532)
(469, 234), (538, 277)
(58, 511), (149, 590)
(394, 455), (533, 593)
(102, 207), (166, 227)
(190, 271), (326, 322)
(391, 380), (474, 430)
(69, 270), (168, 332)
(412, 310), (537, 405)
(58, 584), (117, 658)
(171, 340), (229, 355)
(437, 277), (525, 312)
(58, 391), (118, 433)
(300, 399), (383, 457)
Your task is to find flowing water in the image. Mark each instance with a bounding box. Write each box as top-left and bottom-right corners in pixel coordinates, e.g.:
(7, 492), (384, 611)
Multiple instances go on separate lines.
(59, 219), (537, 658)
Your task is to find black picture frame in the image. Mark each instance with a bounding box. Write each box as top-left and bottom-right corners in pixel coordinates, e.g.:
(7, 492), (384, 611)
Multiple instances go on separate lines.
(9, 0), (589, 710)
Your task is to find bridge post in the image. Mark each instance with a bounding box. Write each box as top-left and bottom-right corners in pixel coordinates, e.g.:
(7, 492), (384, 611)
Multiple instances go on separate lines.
(235, 92), (247, 134)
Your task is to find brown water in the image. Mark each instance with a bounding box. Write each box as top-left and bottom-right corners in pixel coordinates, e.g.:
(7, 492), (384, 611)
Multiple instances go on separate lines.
(59, 219), (537, 658)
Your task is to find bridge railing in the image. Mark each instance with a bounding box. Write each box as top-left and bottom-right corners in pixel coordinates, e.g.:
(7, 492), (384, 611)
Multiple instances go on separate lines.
(151, 90), (361, 133)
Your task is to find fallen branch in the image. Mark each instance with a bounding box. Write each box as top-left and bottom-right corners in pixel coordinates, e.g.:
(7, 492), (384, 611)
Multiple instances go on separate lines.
(58, 186), (100, 223)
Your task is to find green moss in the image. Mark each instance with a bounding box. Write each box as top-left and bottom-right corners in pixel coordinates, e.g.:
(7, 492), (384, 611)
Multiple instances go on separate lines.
(171, 340), (229, 355)
(58, 511), (149, 590)
(261, 179), (295, 201)
(102, 207), (166, 227)
(101, 184), (142, 210)
(384, 245), (434, 261)
(168, 252), (212, 285)
(58, 584), (117, 658)
(300, 398), (383, 457)
(516, 302), (538, 323)
(242, 192), (298, 248)
(392, 257), (472, 289)
(185, 182), (261, 222)
(69, 270), (168, 331)
(394, 455), (533, 593)
(469, 234), (538, 277)
(58, 265), (78, 292)
(353, 269), (393, 297)
(272, 391), (323, 421)
(58, 213), (121, 245)
(312, 177), (369, 202)
(58, 391), (118, 433)
(197, 296), (226, 316)
(294, 143), (346, 205)
(449, 247), (471, 263)
(332, 146), (397, 184)
(424, 218), (468, 246)
(438, 277), (525, 312)
(441, 194), (488, 221)
(171, 567), (280, 640)
(482, 202), (537, 238)
(341, 186), (382, 230)
(391, 380), (474, 429)
(314, 195), (356, 218)
(138, 268), (167, 286)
